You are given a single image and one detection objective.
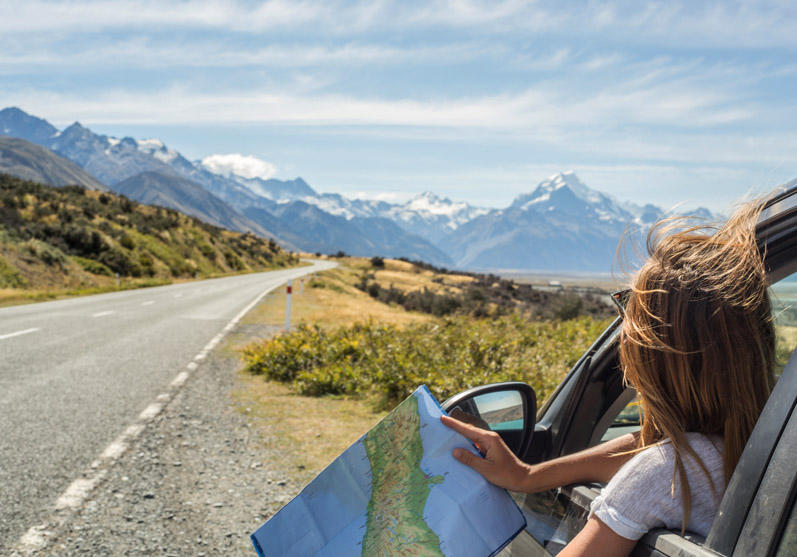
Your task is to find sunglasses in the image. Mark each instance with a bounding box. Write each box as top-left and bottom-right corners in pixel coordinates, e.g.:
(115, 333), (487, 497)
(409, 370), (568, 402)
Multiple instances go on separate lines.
(610, 288), (631, 318)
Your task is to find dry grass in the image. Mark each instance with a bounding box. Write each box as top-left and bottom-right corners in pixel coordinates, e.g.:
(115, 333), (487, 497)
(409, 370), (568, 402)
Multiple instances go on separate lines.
(0, 277), (174, 307)
(233, 370), (386, 484)
(242, 262), (433, 329)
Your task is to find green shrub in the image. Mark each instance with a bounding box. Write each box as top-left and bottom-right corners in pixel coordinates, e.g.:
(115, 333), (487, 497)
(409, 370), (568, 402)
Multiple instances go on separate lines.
(22, 239), (68, 267)
(0, 255), (26, 287)
(72, 256), (113, 276)
(120, 234), (136, 250)
(243, 315), (609, 410)
(198, 242), (215, 259)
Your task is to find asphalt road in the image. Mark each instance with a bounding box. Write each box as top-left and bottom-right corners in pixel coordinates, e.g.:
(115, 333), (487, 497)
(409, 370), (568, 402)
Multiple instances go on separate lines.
(0, 261), (333, 549)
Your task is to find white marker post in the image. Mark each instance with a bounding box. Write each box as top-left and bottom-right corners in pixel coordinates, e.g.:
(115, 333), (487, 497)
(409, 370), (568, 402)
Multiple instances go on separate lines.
(285, 280), (293, 331)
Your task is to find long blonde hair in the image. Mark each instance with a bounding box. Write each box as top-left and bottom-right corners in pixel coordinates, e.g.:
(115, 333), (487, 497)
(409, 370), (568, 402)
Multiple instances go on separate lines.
(619, 199), (775, 528)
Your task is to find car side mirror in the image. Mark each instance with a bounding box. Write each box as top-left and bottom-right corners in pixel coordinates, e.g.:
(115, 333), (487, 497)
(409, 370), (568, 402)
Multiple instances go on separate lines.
(442, 382), (536, 459)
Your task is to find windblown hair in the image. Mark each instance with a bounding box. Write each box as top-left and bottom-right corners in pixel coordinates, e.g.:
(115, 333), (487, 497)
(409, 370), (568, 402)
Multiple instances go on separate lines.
(619, 199), (775, 529)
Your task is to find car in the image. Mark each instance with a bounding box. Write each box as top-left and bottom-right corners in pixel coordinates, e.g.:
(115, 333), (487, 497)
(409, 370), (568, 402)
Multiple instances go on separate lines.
(442, 185), (797, 557)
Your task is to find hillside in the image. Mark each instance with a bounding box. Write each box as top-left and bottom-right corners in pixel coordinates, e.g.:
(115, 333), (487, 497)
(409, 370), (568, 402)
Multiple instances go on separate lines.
(0, 136), (108, 191)
(113, 171), (282, 242)
(0, 173), (298, 297)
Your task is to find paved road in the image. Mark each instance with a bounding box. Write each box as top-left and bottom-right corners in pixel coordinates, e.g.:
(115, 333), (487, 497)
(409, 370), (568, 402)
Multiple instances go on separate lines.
(0, 261), (333, 549)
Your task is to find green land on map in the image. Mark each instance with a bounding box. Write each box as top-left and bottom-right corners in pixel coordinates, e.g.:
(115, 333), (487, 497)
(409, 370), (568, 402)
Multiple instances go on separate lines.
(361, 394), (445, 556)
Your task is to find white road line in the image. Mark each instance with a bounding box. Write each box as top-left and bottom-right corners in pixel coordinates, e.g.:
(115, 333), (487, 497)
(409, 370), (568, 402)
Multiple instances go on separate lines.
(92, 310), (114, 318)
(138, 402), (164, 421)
(0, 327), (40, 341)
(141, 301), (155, 306)
(173, 293), (183, 298)
(14, 268), (322, 554)
(18, 524), (51, 553)
(170, 371), (190, 388)
(55, 472), (107, 510)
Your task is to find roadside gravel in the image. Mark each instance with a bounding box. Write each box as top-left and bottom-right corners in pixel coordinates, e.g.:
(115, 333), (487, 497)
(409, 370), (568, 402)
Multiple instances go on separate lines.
(43, 323), (302, 556)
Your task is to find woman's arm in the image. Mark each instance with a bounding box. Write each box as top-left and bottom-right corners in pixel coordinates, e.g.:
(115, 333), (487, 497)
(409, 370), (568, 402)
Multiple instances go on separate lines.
(557, 517), (637, 557)
(440, 414), (639, 492)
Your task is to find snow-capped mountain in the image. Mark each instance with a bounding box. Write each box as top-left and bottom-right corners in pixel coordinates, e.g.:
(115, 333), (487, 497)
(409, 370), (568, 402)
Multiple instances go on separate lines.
(511, 171), (647, 225)
(0, 107), (727, 271)
(439, 171), (718, 271)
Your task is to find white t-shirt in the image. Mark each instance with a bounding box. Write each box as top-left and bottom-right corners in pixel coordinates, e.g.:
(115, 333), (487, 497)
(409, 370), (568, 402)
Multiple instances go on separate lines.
(589, 432), (725, 540)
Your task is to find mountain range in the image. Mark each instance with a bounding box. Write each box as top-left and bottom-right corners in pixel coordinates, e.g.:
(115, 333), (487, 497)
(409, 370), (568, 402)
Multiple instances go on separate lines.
(0, 106), (725, 272)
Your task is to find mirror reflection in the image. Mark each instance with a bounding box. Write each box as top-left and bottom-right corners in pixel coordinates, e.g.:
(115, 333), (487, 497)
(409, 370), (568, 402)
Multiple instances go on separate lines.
(473, 390), (524, 431)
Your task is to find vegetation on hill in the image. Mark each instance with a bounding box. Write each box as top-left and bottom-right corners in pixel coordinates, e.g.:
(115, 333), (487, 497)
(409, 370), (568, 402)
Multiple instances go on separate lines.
(0, 172), (298, 300)
(243, 257), (613, 410)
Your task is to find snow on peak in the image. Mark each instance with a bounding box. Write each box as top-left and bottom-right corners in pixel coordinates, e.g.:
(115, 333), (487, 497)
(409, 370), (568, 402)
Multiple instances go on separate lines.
(135, 137), (178, 163)
(200, 153), (276, 181)
(512, 171), (637, 224)
(518, 171), (606, 208)
(137, 138), (164, 149)
(405, 191), (469, 217)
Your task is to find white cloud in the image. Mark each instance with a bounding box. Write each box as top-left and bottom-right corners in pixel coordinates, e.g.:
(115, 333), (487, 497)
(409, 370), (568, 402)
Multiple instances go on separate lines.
(201, 153), (277, 180)
(0, 39), (496, 71)
(2, 1), (797, 48)
(7, 62), (758, 130)
(0, 0), (329, 33)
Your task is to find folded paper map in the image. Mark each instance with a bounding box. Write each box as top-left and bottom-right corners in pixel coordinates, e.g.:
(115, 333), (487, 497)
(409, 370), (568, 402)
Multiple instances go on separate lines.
(251, 385), (526, 556)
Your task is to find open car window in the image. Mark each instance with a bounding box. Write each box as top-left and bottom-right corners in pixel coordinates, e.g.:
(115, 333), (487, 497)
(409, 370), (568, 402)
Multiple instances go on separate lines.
(591, 270), (797, 448)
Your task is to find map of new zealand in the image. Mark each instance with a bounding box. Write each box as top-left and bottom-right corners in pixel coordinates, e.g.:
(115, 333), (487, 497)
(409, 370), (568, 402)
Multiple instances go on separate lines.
(251, 386), (526, 557)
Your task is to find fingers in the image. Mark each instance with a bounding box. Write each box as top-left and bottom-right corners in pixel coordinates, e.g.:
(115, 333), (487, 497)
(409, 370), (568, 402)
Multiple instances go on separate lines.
(453, 447), (489, 476)
(449, 409), (490, 430)
(441, 414), (490, 443)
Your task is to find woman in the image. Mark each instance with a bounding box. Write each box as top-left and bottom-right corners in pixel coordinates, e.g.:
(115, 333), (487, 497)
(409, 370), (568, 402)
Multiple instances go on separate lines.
(442, 199), (776, 557)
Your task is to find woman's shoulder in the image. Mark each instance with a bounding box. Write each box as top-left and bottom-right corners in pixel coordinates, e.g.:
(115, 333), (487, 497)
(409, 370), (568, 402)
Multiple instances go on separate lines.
(590, 433), (725, 540)
(637, 433), (723, 469)
(602, 433), (724, 511)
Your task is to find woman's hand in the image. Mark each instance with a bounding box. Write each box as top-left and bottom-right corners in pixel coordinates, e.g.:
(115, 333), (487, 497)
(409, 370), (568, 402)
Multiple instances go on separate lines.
(440, 414), (532, 492)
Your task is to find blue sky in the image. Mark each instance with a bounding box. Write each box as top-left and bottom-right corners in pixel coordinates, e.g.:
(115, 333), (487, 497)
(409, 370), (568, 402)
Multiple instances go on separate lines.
(1, 0), (796, 211)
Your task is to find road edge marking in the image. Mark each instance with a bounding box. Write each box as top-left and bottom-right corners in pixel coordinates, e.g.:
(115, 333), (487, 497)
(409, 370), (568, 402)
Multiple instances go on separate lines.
(0, 328), (40, 341)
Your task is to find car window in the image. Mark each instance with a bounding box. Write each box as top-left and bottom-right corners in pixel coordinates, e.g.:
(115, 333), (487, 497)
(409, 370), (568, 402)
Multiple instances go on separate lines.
(595, 272), (797, 446)
(599, 397), (640, 443)
(770, 273), (797, 377)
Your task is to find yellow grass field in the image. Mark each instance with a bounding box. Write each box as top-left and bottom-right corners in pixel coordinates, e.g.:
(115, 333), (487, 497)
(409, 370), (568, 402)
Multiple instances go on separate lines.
(241, 261), (435, 329)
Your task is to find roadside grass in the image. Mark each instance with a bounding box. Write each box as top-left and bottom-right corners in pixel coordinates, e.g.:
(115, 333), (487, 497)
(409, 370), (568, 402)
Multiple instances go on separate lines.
(233, 372), (386, 482)
(0, 277), (173, 307)
(241, 263), (433, 329)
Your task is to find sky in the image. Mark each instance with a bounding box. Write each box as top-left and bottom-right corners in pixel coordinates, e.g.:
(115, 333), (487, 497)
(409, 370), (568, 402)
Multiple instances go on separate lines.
(1, 0), (796, 212)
